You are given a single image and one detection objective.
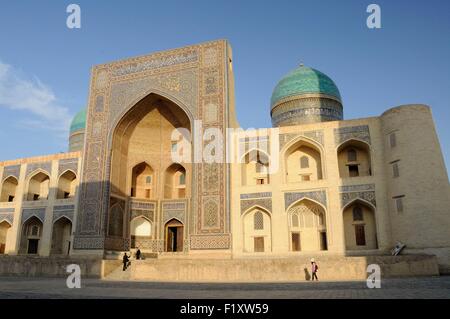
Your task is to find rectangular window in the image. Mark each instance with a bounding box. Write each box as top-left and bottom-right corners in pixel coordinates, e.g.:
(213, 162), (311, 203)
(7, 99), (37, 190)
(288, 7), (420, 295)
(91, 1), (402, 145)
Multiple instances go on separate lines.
(349, 165), (359, 177)
(301, 175), (310, 181)
(8, 195), (14, 202)
(33, 194), (39, 201)
(145, 175), (152, 184)
(389, 132), (397, 148)
(291, 233), (301, 251)
(179, 173), (186, 185)
(254, 237), (265, 252)
(355, 225), (366, 246)
(145, 189), (151, 199)
(392, 162), (399, 178)
(63, 192), (70, 199)
(256, 178), (265, 185)
(395, 197), (404, 213)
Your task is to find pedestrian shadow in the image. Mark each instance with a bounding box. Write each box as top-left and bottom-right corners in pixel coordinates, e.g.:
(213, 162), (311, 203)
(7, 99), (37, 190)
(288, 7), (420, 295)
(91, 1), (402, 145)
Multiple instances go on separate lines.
(303, 268), (311, 281)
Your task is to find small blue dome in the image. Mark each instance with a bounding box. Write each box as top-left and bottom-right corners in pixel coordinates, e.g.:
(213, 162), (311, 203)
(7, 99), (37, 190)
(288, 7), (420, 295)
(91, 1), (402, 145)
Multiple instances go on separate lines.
(70, 108), (86, 133)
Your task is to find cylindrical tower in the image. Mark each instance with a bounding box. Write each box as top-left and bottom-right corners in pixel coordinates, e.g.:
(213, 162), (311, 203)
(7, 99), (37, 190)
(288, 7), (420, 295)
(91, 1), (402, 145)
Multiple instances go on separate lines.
(381, 104), (450, 250)
(69, 108), (86, 152)
(270, 65), (343, 127)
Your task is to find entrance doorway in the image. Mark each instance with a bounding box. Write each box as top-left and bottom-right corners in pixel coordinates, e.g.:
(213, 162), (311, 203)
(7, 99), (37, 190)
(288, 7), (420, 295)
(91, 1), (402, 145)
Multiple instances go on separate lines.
(291, 232), (301, 251)
(165, 219), (184, 252)
(27, 239), (39, 254)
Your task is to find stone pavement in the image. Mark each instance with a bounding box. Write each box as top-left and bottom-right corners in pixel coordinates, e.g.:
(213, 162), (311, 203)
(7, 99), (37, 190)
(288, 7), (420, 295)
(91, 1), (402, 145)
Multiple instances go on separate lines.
(0, 276), (449, 299)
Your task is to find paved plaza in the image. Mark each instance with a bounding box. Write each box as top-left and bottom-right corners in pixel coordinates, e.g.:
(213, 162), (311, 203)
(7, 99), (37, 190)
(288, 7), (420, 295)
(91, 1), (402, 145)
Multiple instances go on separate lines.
(0, 276), (449, 299)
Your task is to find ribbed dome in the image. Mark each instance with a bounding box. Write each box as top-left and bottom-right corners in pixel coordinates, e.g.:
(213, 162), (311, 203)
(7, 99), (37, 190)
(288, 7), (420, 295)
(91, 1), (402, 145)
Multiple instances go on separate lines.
(271, 66), (341, 110)
(70, 108), (86, 133)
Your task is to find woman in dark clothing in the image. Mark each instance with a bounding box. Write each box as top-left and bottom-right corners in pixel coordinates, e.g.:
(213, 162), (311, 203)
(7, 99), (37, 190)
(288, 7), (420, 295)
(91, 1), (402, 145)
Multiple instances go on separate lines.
(123, 253), (130, 271)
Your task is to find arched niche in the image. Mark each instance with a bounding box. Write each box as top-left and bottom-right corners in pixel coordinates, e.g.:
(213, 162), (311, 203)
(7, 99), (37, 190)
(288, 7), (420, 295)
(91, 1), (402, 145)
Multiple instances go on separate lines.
(109, 93), (191, 198)
(284, 139), (323, 183)
(130, 216), (152, 249)
(241, 150), (270, 186)
(242, 207), (272, 253)
(19, 216), (43, 255)
(343, 200), (378, 250)
(130, 162), (154, 199)
(337, 140), (372, 178)
(164, 163), (187, 199)
(165, 218), (184, 252)
(51, 217), (72, 255)
(26, 172), (50, 201)
(57, 171), (77, 199)
(0, 176), (18, 202)
(287, 199), (327, 252)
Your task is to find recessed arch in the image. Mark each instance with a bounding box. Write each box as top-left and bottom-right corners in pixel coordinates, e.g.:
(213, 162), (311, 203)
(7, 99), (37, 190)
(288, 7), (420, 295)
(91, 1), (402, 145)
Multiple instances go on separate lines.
(130, 161), (154, 199)
(242, 206), (272, 253)
(165, 218), (184, 252)
(287, 198), (328, 252)
(0, 176), (18, 202)
(19, 216), (43, 254)
(107, 89), (195, 150)
(130, 215), (152, 249)
(285, 196), (327, 213)
(281, 136), (325, 183)
(337, 139), (372, 178)
(164, 163), (187, 199)
(50, 216), (72, 255)
(56, 170), (77, 199)
(343, 199), (378, 251)
(26, 170), (50, 201)
(240, 149), (270, 186)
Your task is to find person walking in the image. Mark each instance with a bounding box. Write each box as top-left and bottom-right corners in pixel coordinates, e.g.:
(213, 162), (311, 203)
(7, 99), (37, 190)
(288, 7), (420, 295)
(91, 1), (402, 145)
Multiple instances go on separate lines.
(311, 258), (319, 281)
(136, 248), (141, 260)
(123, 252), (130, 271)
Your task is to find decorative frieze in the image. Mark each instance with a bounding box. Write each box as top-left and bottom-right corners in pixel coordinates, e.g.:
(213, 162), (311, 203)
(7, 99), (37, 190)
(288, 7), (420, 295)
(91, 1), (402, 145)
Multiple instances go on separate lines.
(0, 210), (14, 225)
(112, 51), (198, 77)
(279, 130), (324, 150)
(22, 208), (46, 223)
(58, 158), (79, 176)
(284, 190), (327, 210)
(190, 234), (230, 250)
(334, 125), (371, 145)
(26, 162), (52, 176)
(340, 184), (376, 208)
(53, 205), (75, 222)
(1, 165), (20, 181)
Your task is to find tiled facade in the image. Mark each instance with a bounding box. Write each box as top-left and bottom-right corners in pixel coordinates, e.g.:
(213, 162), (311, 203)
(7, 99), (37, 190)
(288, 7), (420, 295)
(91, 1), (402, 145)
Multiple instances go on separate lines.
(0, 40), (449, 271)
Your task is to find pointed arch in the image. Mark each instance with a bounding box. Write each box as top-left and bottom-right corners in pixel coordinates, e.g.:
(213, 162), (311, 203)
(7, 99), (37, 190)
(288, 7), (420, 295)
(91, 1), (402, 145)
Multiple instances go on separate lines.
(337, 139), (372, 178)
(281, 136), (325, 183)
(242, 206), (272, 253)
(0, 176), (18, 202)
(26, 170), (50, 201)
(342, 198), (378, 251)
(287, 198), (328, 252)
(56, 170), (77, 199)
(50, 216), (72, 255)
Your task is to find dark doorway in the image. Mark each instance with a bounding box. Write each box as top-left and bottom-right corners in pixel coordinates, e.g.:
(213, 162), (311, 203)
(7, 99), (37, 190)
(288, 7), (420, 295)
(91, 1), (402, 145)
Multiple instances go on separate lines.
(320, 232), (328, 250)
(291, 233), (301, 251)
(27, 239), (39, 254)
(165, 219), (184, 252)
(355, 225), (366, 246)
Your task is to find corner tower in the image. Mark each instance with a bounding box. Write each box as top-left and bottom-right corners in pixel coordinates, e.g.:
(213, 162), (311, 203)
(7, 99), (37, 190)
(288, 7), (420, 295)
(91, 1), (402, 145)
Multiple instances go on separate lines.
(270, 65), (343, 127)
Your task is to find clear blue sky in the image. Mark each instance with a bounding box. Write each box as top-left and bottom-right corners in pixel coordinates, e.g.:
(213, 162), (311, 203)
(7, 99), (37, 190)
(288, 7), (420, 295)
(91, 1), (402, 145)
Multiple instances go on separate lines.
(0, 0), (449, 173)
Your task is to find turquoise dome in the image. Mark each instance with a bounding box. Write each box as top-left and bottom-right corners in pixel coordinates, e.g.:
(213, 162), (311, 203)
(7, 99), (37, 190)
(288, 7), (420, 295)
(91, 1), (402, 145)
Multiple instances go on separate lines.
(70, 108), (86, 133)
(271, 66), (341, 109)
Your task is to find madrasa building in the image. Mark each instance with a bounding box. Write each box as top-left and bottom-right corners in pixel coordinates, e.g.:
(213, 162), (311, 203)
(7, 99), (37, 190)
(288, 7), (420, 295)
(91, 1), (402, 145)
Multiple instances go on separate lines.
(1, 40), (449, 279)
